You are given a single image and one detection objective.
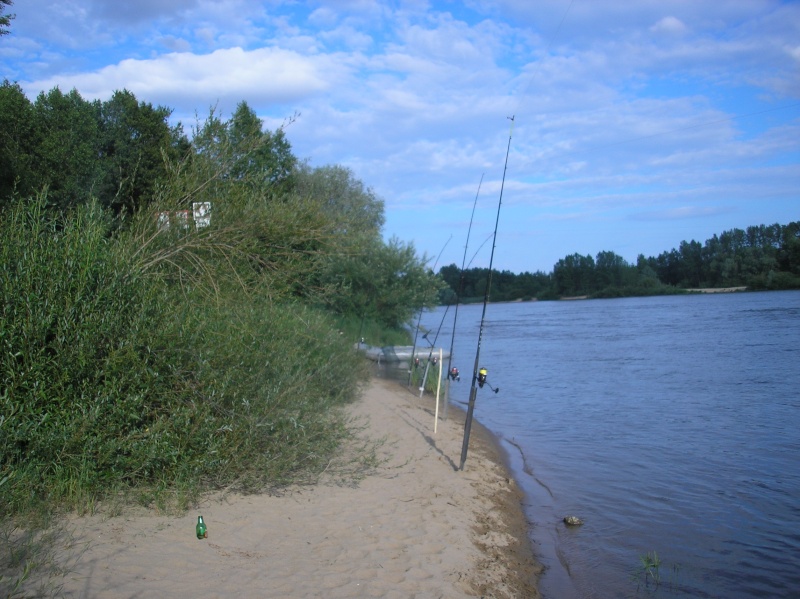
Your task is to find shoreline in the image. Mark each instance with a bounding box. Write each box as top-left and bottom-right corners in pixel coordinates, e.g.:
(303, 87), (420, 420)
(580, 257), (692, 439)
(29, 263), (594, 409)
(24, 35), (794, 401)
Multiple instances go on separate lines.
(30, 377), (542, 598)
(432, 380), (544, 597)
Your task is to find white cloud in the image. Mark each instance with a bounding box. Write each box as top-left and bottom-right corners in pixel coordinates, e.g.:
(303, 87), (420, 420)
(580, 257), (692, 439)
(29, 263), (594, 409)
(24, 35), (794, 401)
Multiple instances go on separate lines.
(23, 46), (342, 107)
(318, 24), (375, 51)
(308, 7), (339, 28)
(650, 16), (688, 36)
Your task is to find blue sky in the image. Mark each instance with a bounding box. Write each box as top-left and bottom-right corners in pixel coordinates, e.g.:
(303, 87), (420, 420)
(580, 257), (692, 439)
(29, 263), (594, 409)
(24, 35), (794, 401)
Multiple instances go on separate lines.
(2, 0), (799, 273)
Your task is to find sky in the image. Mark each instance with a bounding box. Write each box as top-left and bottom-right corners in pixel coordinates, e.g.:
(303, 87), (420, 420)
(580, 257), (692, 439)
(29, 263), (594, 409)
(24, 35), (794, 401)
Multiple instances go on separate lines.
(2, 0), (799, 274)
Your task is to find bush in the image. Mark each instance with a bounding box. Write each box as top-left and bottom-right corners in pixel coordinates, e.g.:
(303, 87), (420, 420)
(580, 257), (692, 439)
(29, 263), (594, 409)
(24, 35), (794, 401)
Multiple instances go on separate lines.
(0, 196), (369, 516)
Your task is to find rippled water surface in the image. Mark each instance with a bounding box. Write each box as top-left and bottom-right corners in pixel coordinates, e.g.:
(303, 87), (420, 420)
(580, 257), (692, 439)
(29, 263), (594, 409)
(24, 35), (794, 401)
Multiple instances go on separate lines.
(418, 291), (800, 599)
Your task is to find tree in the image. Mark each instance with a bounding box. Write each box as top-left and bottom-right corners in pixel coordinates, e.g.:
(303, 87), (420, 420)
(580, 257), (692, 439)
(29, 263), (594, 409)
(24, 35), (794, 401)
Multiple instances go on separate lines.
(293, 163), (385, 238)
(635, 255), (660, 288)
(0, 80), (36, 206)
(777, 222), (800, 275)
(438, 264), (461, 291)
(595, 250), (628, 289)
(188, 102), (297, 203)
(31, 87), (102, 211)
(0, 0), (14, 36)
(3, 85), (188, 215)
(653, 248), (682, 286)
(678, 240), (704, 287)
(98, 89), (186, 215)
(553, 253), (595, 296)
(321, 237), (443, 329)
(227, 101), (297, 195)
(703, 234), (723, 287)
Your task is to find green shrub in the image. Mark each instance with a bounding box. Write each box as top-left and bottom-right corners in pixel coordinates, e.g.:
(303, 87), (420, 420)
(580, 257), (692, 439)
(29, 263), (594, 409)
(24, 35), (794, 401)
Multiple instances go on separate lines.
(0, 196), (369, 516)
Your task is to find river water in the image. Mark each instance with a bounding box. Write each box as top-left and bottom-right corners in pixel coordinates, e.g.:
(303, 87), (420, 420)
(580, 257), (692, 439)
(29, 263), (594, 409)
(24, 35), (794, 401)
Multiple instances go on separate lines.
(413, 290), (800, 599)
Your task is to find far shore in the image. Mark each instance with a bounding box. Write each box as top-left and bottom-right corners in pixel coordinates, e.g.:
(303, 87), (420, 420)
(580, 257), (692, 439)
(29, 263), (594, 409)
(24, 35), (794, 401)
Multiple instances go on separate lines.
(685, 286), (748, 293)
(451, 285), (756, 305)
(28, 378), (542, 598)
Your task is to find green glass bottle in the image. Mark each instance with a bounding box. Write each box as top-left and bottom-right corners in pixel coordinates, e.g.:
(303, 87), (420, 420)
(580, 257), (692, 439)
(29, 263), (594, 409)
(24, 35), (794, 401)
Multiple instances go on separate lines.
(196, 515), (207, 539)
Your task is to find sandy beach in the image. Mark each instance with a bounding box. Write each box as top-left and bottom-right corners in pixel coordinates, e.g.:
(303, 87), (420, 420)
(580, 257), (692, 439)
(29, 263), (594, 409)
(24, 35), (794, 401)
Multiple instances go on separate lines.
(38, 377), (541, 598)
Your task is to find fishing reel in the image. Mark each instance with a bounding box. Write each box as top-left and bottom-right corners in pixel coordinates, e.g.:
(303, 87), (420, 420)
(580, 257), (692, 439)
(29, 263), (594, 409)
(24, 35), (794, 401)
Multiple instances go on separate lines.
(448, 366), (460, 382)
(477, 367), (499, 393)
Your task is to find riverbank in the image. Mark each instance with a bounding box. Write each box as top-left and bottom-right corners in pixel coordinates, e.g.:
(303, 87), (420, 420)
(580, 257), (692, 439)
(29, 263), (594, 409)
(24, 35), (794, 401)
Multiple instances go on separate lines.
(685, 286), (748, 293)
(25, 378), (541, 598)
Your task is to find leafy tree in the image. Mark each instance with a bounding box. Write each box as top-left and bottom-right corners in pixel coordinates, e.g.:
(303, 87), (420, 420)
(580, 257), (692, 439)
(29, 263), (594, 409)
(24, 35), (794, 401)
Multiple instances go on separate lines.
(648, 222), (799, 289)
(595, 250), (629, 289)
(438, 264), (461, 291)
(98, 89), (187, 215)
(777, 222), (800, 274)
(321, 236), (443, 329)
(651, 248), (683, 286)
(31, 87), (102, 211)
(228, 102), (297, 192)
(438, 264), (552, 303)
(635, 255), (661, 289)
(0, 80), (36, 205)
(553, 253), (596, 296)
(678, 240), (704, 287)
(187, 102), (296, 206)
(293, 163), (385, 238)
(439, 220), (800, 301)
(144, 139), (316, 302)
(515, 270), (552, 299)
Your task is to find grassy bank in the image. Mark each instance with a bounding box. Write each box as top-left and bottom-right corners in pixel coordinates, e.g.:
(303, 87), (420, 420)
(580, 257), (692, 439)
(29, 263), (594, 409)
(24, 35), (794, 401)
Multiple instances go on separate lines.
(0, 196), (375, 520)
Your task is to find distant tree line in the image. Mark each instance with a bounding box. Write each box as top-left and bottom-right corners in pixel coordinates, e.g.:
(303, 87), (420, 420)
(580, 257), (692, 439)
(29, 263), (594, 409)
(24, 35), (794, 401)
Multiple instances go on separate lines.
(438, 222), (800, 303)
(438, 265), (553, 303)
(644, 224), (800, 290)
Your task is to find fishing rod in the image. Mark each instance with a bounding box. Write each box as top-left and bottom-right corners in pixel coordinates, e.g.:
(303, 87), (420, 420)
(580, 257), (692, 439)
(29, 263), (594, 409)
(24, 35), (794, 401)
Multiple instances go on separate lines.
(441, 174), (483, 419)
(407, 234), (452, 389)
(418, 228), (494, 400)
(441, 228), (493, 416)
(419, 229), (494, 402)
(416, 309), (449, 397)
(459, 115), (514, 471)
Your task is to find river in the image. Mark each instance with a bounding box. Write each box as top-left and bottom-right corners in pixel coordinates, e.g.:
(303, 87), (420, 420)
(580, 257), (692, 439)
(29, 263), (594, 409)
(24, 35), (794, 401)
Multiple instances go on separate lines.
(413, 290), (800, 598)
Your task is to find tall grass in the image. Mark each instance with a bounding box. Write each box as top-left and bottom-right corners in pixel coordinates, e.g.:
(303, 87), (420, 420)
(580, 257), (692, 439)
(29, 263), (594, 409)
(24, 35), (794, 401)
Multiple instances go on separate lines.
(0, 194), (369, 519)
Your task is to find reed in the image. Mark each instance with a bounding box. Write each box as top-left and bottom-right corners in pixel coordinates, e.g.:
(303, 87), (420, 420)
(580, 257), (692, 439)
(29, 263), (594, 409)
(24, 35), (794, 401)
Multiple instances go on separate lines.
(631, 550), (681, 593)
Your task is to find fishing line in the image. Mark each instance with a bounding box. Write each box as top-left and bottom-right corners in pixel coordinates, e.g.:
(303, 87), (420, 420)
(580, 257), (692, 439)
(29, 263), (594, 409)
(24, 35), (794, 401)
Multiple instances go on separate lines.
(419, 180), (497, 403)
(417, 229), (495, 405)
(416, 226), (494, 397)
(459, 115), (515, 471)
(407, 234), (452, 389)
(441, 173), (484, 414)
(426, 229), (494, 396)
